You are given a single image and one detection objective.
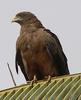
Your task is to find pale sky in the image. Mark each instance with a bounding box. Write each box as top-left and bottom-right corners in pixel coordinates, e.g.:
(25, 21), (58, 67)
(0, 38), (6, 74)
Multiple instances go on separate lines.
(0, 0), (81, 90)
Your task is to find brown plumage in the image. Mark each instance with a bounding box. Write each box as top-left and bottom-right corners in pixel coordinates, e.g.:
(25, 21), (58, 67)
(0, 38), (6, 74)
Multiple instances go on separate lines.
(12, 12), (70, 81)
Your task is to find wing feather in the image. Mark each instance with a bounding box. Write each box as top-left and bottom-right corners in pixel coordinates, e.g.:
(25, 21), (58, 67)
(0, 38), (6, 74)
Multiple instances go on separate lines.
(46, 34), (70, 75)
(15, 49), (29, 80)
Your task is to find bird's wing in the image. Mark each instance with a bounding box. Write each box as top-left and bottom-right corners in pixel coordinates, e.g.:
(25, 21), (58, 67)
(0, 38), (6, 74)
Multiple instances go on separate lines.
(15, 49), (29, 80)
(44, 29), (68, 64)
(44, 29), (63, 50)
(45, 34), (70, 75)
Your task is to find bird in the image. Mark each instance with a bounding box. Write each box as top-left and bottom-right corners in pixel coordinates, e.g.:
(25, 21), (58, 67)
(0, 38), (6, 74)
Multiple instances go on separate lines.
(12, 11), (70, 81)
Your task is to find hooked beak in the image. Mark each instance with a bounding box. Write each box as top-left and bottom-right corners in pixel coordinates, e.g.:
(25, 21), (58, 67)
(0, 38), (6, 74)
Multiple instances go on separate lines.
(12, 16), (23, 23)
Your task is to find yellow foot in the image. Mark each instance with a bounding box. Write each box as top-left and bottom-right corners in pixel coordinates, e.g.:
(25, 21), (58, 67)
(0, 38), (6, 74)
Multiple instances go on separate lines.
(30, 75), (37, 87)
(47, 75), (51, 84)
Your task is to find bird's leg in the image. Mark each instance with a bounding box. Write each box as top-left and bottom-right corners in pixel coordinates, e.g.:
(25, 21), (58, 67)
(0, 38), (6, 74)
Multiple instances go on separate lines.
(33, 75), (37, 82)
(47, 75), (51, 84)
(30, 75), (37, 87)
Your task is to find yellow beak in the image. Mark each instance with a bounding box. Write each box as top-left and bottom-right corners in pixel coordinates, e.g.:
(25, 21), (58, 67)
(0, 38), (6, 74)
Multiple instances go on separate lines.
(12, 16), (23, 23)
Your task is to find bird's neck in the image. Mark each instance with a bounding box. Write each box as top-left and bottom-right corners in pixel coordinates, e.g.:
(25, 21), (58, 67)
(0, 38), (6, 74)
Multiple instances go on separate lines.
(20, 20), (44, 34)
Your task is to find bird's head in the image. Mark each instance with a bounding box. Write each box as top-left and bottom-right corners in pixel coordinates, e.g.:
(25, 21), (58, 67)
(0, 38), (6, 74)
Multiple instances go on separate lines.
(12, 11), (38, 25)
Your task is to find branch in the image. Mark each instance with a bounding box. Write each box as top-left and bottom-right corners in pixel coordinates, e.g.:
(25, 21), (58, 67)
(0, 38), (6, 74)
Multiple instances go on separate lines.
(7, 63), (16, 86)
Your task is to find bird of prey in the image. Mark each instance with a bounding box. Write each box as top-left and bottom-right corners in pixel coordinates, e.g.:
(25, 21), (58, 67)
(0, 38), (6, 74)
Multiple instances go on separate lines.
(12, 11), (70, 81)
